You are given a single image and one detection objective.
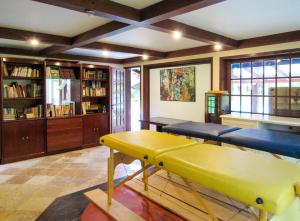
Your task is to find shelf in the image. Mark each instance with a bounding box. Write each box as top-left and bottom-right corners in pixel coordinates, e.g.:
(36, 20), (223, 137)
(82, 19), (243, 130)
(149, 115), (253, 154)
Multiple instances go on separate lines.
(3, 97), (43, 101)
(82, 96), (106, 99)
(3, 76), (43, 80)
(3, 117), (44, 122)
(46, 78), (79, 80)
(82, 79), (108, 81)
(46, 115), (82, 120)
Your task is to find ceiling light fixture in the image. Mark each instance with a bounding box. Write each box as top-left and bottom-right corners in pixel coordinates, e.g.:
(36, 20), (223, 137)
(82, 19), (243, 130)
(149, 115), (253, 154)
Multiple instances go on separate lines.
(102, 50), (109, 57)
(29, 38), (39, 46)
(214, 43), (222, 50)
(88, 64), (95, 68)
(142, 54), (149, 60)
(3, 58), (7, 62)
(173, 30), (182, 40)
(55, 62), (61, 66)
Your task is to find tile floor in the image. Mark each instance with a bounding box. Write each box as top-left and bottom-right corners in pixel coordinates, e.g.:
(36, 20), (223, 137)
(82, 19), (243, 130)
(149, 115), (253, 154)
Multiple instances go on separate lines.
(0, 146), (136, 221)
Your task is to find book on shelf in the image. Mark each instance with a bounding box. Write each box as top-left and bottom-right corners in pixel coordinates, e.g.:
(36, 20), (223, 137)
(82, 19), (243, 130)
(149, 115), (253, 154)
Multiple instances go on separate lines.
(4, 64), (41, 78)
(83, 69), (108, 80)
(3, 108), (16, 120)
(3, 82), (42, 98)
(46, 103), (75, 117)
(82, 102), (104, 114)
(24, 105), (43, 119)
(82, 81), (106, 97)
(46, 67), (76, 79)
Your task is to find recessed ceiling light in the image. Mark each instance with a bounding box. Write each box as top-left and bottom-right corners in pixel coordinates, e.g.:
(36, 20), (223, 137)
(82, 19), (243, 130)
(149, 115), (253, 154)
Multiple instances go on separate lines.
(142, 54), (149, 60)
(214, 43), (222, 50)
(102, 50), (109, 57)
(172, 31), (182, 40)
(3, 58), (7, 61)
(88, 64), (95, 68)
(29, 38), (39, 46)
(55, 62), (61, 66)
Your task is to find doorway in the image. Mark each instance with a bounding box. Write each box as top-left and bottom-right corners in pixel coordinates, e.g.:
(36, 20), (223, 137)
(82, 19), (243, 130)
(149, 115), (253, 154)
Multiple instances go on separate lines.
(127, 67), (141, 131)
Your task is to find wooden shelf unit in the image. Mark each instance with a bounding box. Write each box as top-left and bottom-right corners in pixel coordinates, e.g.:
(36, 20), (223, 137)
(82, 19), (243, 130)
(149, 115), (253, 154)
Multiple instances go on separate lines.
(0, 58), (111, 163)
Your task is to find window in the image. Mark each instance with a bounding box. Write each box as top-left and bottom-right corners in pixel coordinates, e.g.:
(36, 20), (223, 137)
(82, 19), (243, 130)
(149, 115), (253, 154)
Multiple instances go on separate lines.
(229, 56), (300, 117)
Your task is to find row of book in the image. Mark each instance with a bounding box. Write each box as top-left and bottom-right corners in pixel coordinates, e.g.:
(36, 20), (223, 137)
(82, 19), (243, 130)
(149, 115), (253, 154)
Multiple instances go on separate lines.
(3, 65), (42, 78)
(82, 102), (107, 114)
(46, 67), (76, 79)
(3, 82), (42, 98)
(46, 103), (75, 118)
(82, 87), (106, 97)
(83, 70), (108, 80)
(3, 104), (43, 120)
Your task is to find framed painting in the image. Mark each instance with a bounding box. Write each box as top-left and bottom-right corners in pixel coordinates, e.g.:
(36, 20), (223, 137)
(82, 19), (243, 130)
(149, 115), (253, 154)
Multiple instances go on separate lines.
(160, 66), (195, 102)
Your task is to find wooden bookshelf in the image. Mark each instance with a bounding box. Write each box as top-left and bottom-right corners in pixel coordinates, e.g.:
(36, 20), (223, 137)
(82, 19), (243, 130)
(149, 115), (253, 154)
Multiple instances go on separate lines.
(0, 58), (111, 163)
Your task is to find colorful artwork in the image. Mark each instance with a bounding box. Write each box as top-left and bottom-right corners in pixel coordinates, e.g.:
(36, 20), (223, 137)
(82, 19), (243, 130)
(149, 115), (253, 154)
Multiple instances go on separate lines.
(160, 66), (195, 102)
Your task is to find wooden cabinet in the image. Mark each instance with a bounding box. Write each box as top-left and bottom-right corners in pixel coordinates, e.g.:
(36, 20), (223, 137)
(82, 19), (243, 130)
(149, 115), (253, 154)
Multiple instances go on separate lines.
(47, 117), (83, 153)
(83, 113), (110, 147)
(2, 119), (45, 163)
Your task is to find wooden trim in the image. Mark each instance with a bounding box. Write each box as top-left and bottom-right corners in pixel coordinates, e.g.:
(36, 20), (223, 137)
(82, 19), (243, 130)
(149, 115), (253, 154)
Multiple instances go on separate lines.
(0, 27), (71, 46)
(49, 54), (122, 64)
(140, 0), (225, 24)
(84, 42), (166, 58)
(150, 20), (239, 47)
(125, 68), (131, 131)
(32, 0), (141, 24)
(142, 57), (213, 124)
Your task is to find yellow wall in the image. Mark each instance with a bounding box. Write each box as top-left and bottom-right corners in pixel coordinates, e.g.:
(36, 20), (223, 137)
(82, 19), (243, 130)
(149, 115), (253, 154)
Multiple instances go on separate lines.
(125, 41), (300, 90)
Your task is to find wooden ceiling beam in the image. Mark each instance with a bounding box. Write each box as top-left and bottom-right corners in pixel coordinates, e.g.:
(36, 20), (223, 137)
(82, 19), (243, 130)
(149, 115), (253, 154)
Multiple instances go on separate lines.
(83, 42), (166, 58)
(149, 19), (239, 48)
(40, 21), (135, 55)
(140, 0), (225, 24)
(32, 0), (141, 24)
(0, 27), (71, 46)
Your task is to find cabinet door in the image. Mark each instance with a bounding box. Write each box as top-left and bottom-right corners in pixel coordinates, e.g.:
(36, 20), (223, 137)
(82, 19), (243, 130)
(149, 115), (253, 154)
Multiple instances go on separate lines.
(83, 115), (100, 146)
(3, 120), (44, 162)
(99, 113), (109, 137)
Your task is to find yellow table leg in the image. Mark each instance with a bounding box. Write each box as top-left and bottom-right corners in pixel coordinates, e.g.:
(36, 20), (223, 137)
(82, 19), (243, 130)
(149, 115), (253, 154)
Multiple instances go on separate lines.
(259, 210), (268, 221)
(107, 148), (114, 205)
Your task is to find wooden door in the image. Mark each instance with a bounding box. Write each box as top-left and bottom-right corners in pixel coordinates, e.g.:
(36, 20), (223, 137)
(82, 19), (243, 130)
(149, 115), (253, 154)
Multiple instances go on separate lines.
(111, 68), (126, 133)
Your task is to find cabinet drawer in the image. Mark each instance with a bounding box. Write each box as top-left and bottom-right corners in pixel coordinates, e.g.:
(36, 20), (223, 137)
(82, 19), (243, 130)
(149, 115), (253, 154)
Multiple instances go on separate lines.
(3, 119), (45, 162)
(47, 117), (83, 152)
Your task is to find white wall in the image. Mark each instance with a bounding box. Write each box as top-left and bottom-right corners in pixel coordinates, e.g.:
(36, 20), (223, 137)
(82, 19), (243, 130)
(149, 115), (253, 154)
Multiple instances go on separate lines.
(150, 63), (211, 122)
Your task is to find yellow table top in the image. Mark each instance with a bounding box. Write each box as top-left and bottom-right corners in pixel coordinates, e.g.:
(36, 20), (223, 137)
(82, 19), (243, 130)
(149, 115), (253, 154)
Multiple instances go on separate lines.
(100, 130), (197, 164)
(155, 143), (300, 215)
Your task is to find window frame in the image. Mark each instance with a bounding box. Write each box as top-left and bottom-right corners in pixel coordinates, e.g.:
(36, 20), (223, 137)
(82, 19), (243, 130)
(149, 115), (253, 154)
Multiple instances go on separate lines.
(227, 54), (300, 117)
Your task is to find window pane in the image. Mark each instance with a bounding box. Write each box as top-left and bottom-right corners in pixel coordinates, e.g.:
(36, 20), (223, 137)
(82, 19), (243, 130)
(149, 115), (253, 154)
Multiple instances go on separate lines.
(252, 96), (263, 113)
(231, 96), (240, 112)
(264, 60), (276, 78)
(241, 79), (251, 95)
(252, 79), (263, 95)
(291, 97), (300, 117)
(277, 59), (290, 77)
(277, 97), (289, 116)
(264, 78), (276, 96)
(252, 61), (263, 78)
(291, 78), (300, 96)
(277, 78), (290, 96)
(241, 62), (251, 78)
(291, 58), (300, 77)
(264, 97), (275, 114)
(231, 63), (240, 79)
(241, 96), (251, 112)
(231, 80), (240, 95)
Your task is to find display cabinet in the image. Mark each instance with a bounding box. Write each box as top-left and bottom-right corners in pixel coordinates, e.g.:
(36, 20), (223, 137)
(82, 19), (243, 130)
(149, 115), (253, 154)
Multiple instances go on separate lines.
(205, 91), (230, 123)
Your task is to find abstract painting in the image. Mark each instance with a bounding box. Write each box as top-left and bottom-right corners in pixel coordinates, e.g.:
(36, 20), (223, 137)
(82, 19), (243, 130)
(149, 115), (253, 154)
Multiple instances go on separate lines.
(160, 66), (195, 102)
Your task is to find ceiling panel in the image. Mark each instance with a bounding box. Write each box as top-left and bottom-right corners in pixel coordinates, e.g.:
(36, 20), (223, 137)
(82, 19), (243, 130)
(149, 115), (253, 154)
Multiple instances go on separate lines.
(111, 0), (162, 9)
(0, 0), (110, 37)
(0, 38), (50, 50)
(65, 48), (139, 59)
(172, 0), (300, 40)
(100, 28), (208, 52)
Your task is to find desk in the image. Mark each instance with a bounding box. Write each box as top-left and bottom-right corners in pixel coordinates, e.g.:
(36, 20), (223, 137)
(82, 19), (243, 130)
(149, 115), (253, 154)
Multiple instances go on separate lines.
(140, 117), (188, 132)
